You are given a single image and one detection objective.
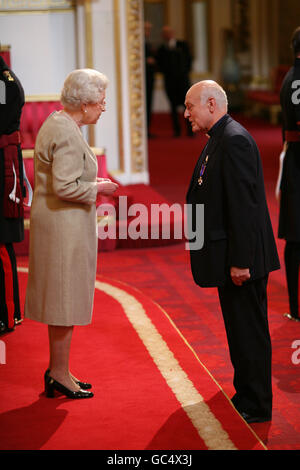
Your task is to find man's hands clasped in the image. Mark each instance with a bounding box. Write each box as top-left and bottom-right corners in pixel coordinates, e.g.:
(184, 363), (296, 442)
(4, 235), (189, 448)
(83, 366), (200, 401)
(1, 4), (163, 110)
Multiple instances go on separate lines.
(230, 267), (251, 286)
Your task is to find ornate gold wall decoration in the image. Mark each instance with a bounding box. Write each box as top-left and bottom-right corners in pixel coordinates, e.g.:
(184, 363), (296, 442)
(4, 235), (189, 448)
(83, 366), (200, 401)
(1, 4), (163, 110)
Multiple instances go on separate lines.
(0, 0), (74, 10)
(126, 0), (146, 173)
(113, 0), (124, 172)
(83, 0), (95, 147)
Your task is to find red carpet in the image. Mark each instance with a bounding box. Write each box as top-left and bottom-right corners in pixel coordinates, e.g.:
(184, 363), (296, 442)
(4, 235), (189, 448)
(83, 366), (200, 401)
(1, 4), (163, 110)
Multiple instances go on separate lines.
(145, 112), (300, 450)
(2, 112), (300, 451)
(147, 112), (282, 204)
(15, 182), (184, 256)
(0, 267), (265, 450)
(92, 243), (298, 450)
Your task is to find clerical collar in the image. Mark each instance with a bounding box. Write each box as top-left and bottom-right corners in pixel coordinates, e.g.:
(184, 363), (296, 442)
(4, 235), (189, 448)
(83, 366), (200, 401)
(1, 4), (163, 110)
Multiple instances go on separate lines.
(207, 114), (229, 137)
(168, 38), (176, 49)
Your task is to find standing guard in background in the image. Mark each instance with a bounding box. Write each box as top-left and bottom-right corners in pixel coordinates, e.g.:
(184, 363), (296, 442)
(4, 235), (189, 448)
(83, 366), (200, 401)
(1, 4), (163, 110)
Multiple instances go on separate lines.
(157, 26), (193, 138)
(0, 53), (26, 334)
(278, 27), (300, 322)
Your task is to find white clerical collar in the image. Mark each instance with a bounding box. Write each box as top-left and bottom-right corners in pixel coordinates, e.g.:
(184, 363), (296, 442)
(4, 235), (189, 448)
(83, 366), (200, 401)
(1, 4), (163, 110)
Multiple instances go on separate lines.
(168, 38), (176, 49)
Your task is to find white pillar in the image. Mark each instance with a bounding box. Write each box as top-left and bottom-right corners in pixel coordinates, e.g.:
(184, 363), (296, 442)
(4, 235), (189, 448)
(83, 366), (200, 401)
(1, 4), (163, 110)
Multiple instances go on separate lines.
(80, 0), (148, 184)
(114, 0), (149, 184)
(249, 0), (278, 88)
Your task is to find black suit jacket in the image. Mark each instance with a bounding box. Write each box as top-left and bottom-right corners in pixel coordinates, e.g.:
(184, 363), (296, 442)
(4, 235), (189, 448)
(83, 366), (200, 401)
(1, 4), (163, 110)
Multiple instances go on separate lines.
(278, 57), (300, 241)
(0, 56), (25, 243)
(156, 39), (192, 105)
(186, 114), (280, 287)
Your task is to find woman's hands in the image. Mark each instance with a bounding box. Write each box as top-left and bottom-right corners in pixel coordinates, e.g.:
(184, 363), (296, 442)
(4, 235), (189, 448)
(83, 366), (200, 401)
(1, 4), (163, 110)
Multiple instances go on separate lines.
(96, 177), (118, 196)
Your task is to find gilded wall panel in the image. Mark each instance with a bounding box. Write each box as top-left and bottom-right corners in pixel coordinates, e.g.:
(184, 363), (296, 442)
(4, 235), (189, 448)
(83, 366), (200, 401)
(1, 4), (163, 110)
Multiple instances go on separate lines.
(127, 0), (146, 173)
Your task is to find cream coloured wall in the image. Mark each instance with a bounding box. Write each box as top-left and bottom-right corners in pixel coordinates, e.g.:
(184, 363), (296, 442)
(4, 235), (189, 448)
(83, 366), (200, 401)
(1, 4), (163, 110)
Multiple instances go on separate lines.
(0, 1), (149, 183)
(0, 11), (77, 95)
(89, 0), (120, 174)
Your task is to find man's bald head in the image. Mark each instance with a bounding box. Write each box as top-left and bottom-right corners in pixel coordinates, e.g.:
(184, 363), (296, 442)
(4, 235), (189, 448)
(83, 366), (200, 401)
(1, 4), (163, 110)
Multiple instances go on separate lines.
(162, 25), (175, 41)
(184, 80), (228, 133)
(188, 81), (228, 111)
(144, 21), (152, 38)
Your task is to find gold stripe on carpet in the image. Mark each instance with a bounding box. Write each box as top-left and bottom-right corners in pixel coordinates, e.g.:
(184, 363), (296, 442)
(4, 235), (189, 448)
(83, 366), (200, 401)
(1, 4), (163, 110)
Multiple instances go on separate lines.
(17, 267), (263, 449)
(152, 300), (268, 450)
(95, 280), (237, 450)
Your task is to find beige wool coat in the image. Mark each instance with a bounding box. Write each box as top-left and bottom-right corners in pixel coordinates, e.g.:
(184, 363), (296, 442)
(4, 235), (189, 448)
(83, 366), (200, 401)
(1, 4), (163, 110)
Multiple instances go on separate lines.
(25, 111), (98, 326)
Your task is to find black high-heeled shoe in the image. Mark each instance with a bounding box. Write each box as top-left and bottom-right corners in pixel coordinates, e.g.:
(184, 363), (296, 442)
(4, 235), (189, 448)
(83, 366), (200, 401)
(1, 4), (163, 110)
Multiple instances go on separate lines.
(44, 373), (94, 399)
(45, 369), (92, 390)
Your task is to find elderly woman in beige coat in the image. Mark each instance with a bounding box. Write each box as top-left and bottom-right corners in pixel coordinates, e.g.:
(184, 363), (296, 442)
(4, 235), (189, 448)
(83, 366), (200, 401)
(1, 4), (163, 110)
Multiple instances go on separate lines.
(25, 69), (118, 399)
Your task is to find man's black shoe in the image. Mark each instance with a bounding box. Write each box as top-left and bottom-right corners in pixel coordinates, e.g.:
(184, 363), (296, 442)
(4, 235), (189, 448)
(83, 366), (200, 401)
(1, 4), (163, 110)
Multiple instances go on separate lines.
(283, 313), (300, 322)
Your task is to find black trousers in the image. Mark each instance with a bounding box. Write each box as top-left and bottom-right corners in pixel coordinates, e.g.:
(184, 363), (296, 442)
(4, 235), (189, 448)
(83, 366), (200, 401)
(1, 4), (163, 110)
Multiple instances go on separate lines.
(284, 241), (300, 318)
(0, 243), (21, 333)
(218, 275), (272, 418)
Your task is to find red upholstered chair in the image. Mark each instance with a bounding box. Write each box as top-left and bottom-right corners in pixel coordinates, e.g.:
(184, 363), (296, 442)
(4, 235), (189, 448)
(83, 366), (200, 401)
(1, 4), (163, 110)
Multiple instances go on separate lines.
(20, 100), (63, 149)
(0, 46), (11, 67)
(246, 65), (290, 124)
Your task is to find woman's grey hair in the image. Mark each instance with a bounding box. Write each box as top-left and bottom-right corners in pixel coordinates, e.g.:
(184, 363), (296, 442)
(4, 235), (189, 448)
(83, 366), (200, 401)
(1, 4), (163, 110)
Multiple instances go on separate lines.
(200, 81), (228, 110)
(60, 68), (109, 111)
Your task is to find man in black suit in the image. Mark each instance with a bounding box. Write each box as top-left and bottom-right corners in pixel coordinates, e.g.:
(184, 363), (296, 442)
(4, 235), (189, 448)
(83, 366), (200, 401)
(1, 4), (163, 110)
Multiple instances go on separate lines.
(278, 27), (300, 322)
(185, 80), (280, 423)
(157, 26), (193, 137)
(0, 54), (26, 334)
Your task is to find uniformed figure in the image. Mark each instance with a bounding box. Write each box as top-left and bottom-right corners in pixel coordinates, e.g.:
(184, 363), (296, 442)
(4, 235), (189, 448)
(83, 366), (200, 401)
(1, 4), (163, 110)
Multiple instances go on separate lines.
(157, 26), (193, 137)
(0, 54), (25, 334)
(278, 27), (300, 322)
(185, 81), (280, 423)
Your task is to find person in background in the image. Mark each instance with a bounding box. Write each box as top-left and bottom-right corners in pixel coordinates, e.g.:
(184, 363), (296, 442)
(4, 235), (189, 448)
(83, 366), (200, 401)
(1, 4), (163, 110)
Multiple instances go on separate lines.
(0, 53), (26, 335)
(157, 25), (193, 138)
(185, 80), (280, 423)
(25, 69), (118, 399)
(278, 26), (300, 322)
